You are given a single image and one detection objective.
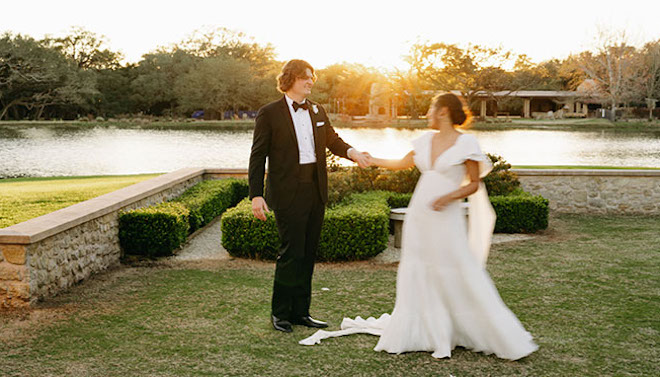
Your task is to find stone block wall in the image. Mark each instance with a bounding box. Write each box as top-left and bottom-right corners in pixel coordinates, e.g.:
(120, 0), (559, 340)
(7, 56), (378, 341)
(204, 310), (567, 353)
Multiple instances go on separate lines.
(0, 168), (207, 308)
(514, 169), (660, 214)
(24, 179), (204, 303)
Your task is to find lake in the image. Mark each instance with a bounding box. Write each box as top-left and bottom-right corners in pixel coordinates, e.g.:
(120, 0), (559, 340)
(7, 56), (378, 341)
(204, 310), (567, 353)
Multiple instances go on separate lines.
(1, 125), (659, 178)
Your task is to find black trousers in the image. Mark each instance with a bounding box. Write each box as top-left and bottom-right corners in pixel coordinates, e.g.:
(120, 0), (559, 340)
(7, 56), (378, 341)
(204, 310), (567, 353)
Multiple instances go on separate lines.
(271, 163), (324, 320)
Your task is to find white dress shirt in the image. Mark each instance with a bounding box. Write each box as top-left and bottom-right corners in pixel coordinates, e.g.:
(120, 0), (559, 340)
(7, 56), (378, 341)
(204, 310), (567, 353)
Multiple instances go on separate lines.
(285, 94), (317, 164)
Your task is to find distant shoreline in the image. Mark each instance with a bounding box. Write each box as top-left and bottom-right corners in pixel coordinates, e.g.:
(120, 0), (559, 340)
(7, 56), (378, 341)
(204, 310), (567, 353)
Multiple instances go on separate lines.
(1, 118), (659, 132)
(2, 165), (660, 182)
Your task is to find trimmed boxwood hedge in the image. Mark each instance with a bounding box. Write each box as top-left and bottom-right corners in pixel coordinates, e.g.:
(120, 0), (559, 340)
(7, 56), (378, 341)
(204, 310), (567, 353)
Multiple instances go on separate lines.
(119, 178), (249, 258)
(119, 202), (190, 258)
(221, 191), (391, 261)
(174, 179), (248, 233)
(221, 187), (548, 262)
(220, 199), (281, 260)
(378, 190), (548, 233)
(320, 191), (390, 261)
(490, 193), (549, 233)
(386, 192), (413, 209)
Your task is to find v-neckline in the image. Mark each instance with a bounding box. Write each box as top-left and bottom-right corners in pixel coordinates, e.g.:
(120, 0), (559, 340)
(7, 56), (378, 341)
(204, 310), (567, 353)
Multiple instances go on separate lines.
(429, 132), (464, 169)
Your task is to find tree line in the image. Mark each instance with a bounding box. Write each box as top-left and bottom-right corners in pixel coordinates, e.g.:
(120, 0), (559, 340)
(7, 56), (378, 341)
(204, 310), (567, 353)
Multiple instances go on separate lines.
(1, 27), (659, 121)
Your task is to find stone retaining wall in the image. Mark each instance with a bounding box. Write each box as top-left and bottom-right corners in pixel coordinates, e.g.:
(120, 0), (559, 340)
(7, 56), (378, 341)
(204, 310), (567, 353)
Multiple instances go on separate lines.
(514, 169), (660, 214)
(0, 168), (246, 308)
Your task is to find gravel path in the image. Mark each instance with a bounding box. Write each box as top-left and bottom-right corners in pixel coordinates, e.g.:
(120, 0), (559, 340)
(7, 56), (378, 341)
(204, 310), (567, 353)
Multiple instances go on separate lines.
(172, 217), (229, 261)
(173, 217), (535, 264)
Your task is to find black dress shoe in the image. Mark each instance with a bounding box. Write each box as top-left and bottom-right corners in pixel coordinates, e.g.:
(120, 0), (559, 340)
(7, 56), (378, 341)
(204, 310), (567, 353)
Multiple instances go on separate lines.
(291, 316), (328, 328)
(271, 315), (293, 333)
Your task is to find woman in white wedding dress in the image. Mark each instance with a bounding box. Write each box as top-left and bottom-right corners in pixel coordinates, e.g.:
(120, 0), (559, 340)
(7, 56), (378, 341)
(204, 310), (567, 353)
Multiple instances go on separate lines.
(300, 93), (538, 360)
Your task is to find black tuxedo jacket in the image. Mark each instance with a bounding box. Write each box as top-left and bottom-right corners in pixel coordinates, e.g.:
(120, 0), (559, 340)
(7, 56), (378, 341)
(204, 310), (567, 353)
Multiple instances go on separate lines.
(248, 96), (352, 210)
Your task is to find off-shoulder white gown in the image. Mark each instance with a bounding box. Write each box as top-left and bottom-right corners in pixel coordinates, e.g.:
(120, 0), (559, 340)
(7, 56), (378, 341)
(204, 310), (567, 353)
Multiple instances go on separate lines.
(300, 132), (538, 360)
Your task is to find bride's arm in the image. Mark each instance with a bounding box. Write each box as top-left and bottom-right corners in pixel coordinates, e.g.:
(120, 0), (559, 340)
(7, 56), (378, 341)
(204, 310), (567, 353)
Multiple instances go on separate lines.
(368, 150), (415, 170)
(430, 160), (480, 211)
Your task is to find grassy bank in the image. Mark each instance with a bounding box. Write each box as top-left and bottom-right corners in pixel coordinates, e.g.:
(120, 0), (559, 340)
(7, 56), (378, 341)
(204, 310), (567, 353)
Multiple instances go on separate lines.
(334, 118), (660, 132)
(0, 174), (161, 228)
(473, 118), (660, 132)
(2, 118), (660, 132)
(512, 165), (660, 170)
(0, 120), (254, 130)
(1, 214), (658, 376)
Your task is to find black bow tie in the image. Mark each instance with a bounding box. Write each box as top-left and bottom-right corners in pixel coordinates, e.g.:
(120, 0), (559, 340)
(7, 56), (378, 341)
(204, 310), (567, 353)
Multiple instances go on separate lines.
(292, 101), (309, 112)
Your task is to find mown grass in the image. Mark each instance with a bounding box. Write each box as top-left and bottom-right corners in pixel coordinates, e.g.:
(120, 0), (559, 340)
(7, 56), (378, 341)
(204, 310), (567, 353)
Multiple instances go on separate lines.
(472, 119), (660, 132)
(333, 118), (660, 132)
(0, 120), (253, 129)
(512, 165), (660, 170)
(2, 118), (660, 132)
(1, 214), (658, 376)
(0, 174), (161, 228)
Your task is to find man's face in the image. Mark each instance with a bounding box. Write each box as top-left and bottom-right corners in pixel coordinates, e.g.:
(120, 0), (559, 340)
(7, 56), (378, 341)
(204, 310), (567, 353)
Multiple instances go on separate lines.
(290, 68), (315, 97)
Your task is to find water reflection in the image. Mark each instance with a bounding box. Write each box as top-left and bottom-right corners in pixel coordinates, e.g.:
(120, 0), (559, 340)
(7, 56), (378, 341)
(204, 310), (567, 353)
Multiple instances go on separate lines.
(1, 125), (659, 178)
(336, 128), (660, 167)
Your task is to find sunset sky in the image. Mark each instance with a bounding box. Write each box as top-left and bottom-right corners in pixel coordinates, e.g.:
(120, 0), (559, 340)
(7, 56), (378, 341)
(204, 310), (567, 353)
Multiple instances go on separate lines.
(3, 0), (659, 70)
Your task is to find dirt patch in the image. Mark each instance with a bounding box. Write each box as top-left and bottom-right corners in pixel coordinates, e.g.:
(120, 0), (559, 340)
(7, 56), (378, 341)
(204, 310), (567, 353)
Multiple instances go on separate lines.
(0, 264), (155, 345)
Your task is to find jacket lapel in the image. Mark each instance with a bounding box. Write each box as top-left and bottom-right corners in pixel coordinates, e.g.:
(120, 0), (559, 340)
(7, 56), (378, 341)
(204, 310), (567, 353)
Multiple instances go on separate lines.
(278, 96), (300, 156)
(307, 100), (323, 157)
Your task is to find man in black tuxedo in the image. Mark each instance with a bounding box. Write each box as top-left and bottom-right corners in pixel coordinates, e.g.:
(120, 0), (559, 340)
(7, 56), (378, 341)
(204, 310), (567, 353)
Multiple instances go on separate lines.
(249, 59), (370, 333)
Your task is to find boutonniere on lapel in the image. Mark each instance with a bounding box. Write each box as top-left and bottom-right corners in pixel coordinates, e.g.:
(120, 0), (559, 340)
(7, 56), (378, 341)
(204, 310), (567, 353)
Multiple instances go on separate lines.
(312, 104), (319, 114)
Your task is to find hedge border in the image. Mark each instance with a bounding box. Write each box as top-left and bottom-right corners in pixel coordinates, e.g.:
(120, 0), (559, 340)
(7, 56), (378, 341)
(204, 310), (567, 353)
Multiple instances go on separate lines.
(221, 191), (391, 261)
(119, 178), (248, 258)
(384, 191), (549, 233)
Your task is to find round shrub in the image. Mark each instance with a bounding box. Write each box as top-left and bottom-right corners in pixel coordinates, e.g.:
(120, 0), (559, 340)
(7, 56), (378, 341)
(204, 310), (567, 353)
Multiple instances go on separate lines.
(328, 154), (520, 199)
(327, 167), (419, 206)
(373, 167), (421, 193)
(483, 154), (521, 196)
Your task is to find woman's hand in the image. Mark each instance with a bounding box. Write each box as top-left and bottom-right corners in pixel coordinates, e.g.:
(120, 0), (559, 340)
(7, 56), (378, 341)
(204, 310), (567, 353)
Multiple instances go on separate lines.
(430, 195), (453, 211)
(367, 150), (415, 170)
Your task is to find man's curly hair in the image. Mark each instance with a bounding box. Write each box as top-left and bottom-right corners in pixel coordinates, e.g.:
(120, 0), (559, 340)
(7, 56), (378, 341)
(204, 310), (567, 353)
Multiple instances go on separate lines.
(277, 59), (317, 93)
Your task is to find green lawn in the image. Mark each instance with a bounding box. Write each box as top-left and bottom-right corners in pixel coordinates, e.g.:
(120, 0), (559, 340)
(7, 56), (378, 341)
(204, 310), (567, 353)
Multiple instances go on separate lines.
(0, 174), (161, 228)
(2, 118), (660, 132)
(513, 165), (660, 170)
(1, 214), (658, 376)
(332, 117), (660, 132)
(0, 120), (254, 129)
(471, 119), (660, 132)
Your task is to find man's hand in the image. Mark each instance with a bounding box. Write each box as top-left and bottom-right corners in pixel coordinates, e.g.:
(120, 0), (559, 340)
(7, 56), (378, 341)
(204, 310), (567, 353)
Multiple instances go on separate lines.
(348, 149), (371, 169)
(252, 196), (270, 221)
(364, 152), (376, 167)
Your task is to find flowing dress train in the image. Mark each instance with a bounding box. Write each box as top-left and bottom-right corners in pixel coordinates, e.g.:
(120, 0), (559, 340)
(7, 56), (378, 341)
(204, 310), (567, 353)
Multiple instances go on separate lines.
(300, 132), (538, 360)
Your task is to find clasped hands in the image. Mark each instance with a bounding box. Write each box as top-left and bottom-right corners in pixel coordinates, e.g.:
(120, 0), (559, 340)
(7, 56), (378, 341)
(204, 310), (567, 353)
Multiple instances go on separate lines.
(252, 150), (375, 221)
(348, 149), (374, 169)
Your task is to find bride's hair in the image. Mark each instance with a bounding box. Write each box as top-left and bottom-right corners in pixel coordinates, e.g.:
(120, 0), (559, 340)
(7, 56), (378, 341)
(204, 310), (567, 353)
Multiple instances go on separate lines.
(432, 93), (473, 129)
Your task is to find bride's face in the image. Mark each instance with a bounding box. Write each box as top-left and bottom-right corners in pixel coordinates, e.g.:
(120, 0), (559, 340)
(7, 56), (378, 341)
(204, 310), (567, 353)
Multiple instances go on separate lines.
(427, 106), (438, 129)
(427, 106), (447, 130)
